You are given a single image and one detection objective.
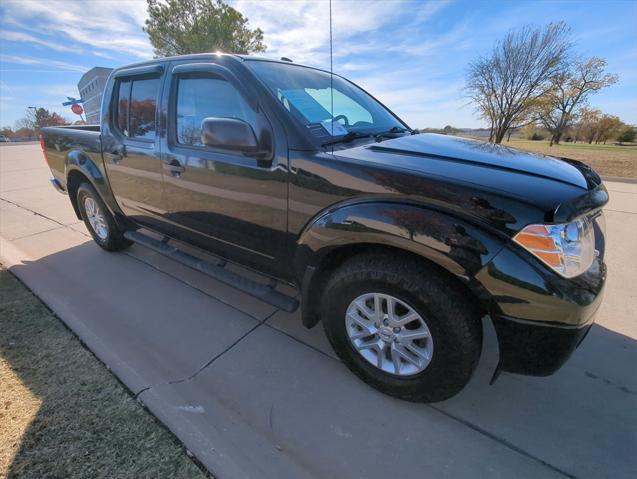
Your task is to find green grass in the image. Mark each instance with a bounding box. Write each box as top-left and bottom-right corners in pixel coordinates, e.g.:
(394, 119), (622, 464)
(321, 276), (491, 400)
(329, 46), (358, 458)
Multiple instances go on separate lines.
(0, 267), (208, 479)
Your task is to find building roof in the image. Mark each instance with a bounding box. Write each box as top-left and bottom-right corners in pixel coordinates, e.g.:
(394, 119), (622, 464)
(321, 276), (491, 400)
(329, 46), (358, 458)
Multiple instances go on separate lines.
(78, 67), (114, 88)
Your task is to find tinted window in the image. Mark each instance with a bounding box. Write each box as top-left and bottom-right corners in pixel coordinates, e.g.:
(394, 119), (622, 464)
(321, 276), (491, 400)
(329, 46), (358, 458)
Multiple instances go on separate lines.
(129, 78), (159, 139)
(305, 88), (372, 125)
(116, 80), (130, 136)
(176, 74), (256, 146)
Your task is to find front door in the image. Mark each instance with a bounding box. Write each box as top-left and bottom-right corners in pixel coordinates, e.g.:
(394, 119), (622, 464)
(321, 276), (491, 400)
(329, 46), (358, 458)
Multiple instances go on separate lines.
(103, 68), (166, 228)
(159, 62), (289, 277)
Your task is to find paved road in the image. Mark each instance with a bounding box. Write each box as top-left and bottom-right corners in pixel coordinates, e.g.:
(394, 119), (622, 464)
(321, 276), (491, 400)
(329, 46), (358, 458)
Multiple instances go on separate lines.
(1, 143), (636, 479)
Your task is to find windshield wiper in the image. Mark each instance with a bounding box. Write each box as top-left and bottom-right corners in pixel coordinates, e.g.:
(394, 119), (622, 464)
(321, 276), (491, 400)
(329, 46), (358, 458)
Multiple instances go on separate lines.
(373, 126), (412, 140)
(321, 131), (374, 147)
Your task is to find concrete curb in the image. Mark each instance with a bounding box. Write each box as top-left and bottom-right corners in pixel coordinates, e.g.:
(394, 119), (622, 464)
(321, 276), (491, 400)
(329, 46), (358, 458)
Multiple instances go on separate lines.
(601, 175), (637, 184)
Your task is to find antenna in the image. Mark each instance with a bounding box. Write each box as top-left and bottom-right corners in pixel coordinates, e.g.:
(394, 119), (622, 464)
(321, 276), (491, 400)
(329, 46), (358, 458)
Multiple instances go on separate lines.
(329, 0), (334, 141)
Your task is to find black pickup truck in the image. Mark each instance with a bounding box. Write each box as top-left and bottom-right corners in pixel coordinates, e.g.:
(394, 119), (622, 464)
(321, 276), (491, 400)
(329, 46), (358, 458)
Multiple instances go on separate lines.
(41, 53), (608, 402)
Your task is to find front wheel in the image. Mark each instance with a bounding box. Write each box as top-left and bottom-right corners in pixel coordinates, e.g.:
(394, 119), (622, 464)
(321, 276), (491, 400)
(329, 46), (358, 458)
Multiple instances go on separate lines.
(77, 182), (131, 252)
(321, 253), (482, 403)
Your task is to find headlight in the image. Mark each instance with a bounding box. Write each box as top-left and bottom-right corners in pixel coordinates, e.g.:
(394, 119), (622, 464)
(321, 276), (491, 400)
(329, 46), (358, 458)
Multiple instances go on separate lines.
(513, 216), (596, 278)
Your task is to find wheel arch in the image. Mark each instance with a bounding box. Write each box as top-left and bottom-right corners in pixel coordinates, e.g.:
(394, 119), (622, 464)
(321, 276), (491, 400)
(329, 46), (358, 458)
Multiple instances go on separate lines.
(294, 201), (506, 328)
(64, 150), (121, 222)
(66, 169), (90, 219)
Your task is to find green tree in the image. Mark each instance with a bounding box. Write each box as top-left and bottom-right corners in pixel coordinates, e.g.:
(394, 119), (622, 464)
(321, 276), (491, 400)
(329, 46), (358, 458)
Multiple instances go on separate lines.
(143, 0), (266, 58)
(520, 123), (549, 141)
(617, 126), (636, 143)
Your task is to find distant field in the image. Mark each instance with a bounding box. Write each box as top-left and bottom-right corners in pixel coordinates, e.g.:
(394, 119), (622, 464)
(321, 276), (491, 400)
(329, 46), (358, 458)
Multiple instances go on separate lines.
(503, 139), (637, 178)
(452, 132), (637, 178)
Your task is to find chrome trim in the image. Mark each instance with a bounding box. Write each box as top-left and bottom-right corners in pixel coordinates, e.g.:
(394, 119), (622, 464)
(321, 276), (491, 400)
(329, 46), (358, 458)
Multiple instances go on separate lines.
(50, 178), (66, 194)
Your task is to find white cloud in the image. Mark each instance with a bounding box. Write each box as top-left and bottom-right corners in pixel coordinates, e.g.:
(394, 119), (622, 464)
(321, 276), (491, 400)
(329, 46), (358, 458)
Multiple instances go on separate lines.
(232, 0), (426, 67)
(2, 30), (78, 53)
(2, 0), (153, 59)
(0, 54), (88, 72)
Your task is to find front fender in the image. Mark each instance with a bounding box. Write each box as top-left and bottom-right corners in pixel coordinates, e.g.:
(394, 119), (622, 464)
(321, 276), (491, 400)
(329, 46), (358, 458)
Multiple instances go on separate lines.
(294, 201), (507, 327)
(295, 201), (505, 278)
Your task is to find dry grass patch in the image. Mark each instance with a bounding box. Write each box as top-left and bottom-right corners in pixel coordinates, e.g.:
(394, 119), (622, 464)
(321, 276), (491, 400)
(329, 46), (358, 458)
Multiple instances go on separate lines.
(503, 139), (637, 178)
(0, 267), (208, 479)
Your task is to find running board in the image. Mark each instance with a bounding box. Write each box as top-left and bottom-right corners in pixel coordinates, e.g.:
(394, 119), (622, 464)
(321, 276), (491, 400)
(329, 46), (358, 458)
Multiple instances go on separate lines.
(124, 230), (299, 313)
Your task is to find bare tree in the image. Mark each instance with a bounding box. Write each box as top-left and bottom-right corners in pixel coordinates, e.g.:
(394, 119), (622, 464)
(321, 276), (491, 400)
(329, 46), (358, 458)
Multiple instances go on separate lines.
(537, 57), (617, 145)
(466, 22), (571, 144)
(14, 117), (34, 131)
(20, 107), (67, 130)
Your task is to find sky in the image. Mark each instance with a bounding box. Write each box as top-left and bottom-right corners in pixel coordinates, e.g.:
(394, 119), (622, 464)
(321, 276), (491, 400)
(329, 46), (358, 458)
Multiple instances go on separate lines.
(0, 0), (636, 129)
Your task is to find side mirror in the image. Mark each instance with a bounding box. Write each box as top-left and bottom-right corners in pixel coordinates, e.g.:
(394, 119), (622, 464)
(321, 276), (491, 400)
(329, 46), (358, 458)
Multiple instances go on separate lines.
(200, 117), (259, 153)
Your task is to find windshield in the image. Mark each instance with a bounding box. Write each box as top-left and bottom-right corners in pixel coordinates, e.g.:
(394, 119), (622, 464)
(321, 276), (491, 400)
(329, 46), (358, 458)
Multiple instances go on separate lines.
(246, 60), (407, 142)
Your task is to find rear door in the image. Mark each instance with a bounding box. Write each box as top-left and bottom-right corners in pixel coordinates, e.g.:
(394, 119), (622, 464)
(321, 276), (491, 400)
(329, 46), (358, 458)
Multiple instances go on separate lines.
(158, 60), (289, 277)
(102, 65), (166, 228)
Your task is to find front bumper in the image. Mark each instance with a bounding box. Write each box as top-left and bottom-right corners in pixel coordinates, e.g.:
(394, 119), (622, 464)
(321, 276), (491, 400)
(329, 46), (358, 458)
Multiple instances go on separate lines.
(491, 310), (598, 376)
(474, 236), (606, 376)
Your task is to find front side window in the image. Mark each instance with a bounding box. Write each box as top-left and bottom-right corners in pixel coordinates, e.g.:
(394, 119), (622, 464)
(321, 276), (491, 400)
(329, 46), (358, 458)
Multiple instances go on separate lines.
(247, 60), (405, 140)
(114, 76), (159, 140)
(176, 73), (256, 146)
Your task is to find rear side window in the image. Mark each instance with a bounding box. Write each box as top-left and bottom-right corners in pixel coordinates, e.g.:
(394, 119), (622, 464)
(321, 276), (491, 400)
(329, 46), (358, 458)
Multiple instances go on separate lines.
(175, 74), (256, 146)
(130, 78), (159, 139)
(116, 80), (131, 135)
(114, 76), (160, 140)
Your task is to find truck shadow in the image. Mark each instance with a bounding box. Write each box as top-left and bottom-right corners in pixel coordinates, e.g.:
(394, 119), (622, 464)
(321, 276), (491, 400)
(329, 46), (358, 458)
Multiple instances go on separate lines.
(2, 242), (636, 478)
(271, 303), (637, 477)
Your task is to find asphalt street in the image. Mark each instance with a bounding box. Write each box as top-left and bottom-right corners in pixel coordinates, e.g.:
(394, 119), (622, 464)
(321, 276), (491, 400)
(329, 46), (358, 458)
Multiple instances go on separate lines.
(1, 143), (636, 478)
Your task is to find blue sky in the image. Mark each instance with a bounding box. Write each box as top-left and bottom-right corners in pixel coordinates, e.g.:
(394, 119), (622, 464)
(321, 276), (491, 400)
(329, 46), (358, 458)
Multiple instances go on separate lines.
(1, 0), (636, 129)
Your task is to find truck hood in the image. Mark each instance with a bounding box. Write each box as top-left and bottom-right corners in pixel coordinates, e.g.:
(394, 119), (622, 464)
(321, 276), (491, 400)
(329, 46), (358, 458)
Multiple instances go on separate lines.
(339, 133), (589, 191)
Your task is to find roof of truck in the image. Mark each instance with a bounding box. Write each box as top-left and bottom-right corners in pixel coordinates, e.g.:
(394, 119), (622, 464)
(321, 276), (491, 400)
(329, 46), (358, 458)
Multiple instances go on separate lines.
(113, 53), (326, 75)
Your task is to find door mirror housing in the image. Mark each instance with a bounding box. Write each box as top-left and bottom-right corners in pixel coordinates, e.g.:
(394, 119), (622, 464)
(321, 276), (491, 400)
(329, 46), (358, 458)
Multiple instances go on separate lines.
(200, 117), (259, 153)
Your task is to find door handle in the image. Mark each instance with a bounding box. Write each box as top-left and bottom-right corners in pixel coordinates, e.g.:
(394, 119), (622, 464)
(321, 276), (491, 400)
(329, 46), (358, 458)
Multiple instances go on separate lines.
(107, 152), (122, 164)
(107, 146), (126, 164)
(163, 160), (185, 177)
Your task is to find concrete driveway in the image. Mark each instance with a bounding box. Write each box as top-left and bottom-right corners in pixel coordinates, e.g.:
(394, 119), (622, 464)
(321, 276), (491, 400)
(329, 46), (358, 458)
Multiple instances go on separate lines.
(1, 143), (636, 479)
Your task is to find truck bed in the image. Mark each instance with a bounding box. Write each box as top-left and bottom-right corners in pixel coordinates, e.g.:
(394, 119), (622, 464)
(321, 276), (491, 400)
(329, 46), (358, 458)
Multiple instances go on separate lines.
(41, 125), (102, 191)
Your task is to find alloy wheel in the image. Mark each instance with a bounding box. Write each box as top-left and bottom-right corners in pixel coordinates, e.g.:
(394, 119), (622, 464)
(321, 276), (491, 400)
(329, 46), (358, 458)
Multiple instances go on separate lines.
(345, 292), (433, 376)
(84, 196), (109, 240)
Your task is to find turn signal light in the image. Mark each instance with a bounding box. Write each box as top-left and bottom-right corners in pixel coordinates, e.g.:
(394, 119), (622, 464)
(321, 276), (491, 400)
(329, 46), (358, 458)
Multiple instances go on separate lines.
(513, 217), (596, 278)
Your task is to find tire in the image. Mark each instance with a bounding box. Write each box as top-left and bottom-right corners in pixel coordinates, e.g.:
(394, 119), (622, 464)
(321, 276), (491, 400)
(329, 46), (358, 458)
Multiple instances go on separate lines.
(321, 252), (482, 403)
(77, 182), (131, 252)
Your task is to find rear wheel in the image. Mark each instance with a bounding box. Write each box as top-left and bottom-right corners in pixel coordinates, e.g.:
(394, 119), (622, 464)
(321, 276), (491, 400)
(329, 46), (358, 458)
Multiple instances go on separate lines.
(77, 182), (131, 252)
(321, 253), (482, 402)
